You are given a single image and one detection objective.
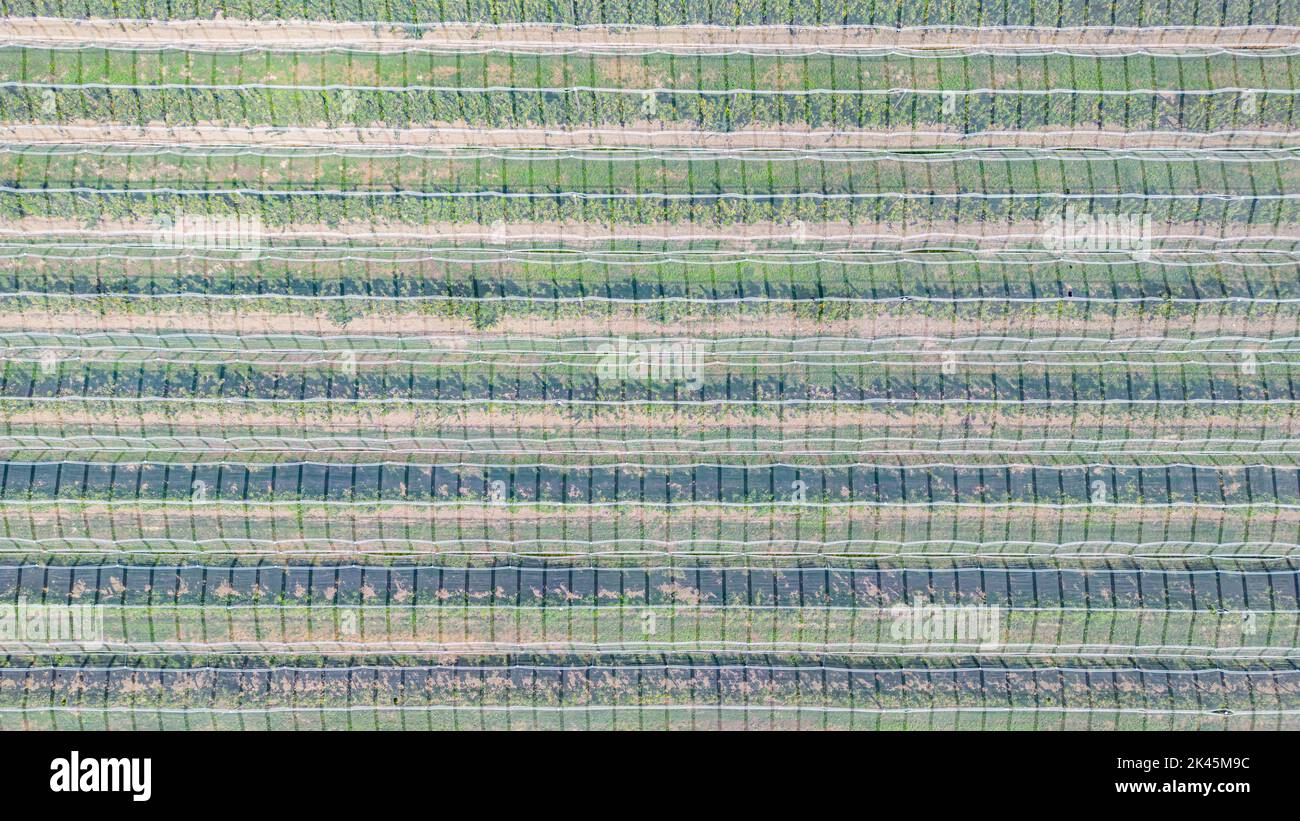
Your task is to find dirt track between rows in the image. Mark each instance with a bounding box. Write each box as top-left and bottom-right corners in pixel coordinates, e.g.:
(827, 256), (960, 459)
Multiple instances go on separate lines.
(0, 123), (1289, 150)
(0, 214), (1283, 248)
(1, 18), (1296, 50)
(0, 309), (1291, 341)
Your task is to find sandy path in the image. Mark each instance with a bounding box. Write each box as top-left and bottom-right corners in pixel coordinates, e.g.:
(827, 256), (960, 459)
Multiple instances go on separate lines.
(0, 216), (1285, 248)
(0, 123), (1290, 150)
(0, 309), (1292, 339)
(1, 19), (1296, 50)
(0, 404), (1290, 437)
(8, 503), (1298, 530)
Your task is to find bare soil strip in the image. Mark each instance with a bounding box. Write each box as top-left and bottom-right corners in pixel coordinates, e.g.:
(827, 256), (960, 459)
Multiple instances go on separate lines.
(0, 124), (1289, 150)
(0, 217), (1281, 246)
(1, 19), (1296, 50)
(0, 312), (1290, 340)
(0, 405), (1288, 437)
(6, 503), (1298, 535)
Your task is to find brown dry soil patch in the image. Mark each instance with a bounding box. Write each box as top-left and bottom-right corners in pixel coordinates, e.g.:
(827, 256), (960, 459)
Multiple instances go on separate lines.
(0, 216), (1280, 245)
(0, 310), (1293, 340)
(1, 19), (1294, 49)
(0, 123), (1290, 150)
